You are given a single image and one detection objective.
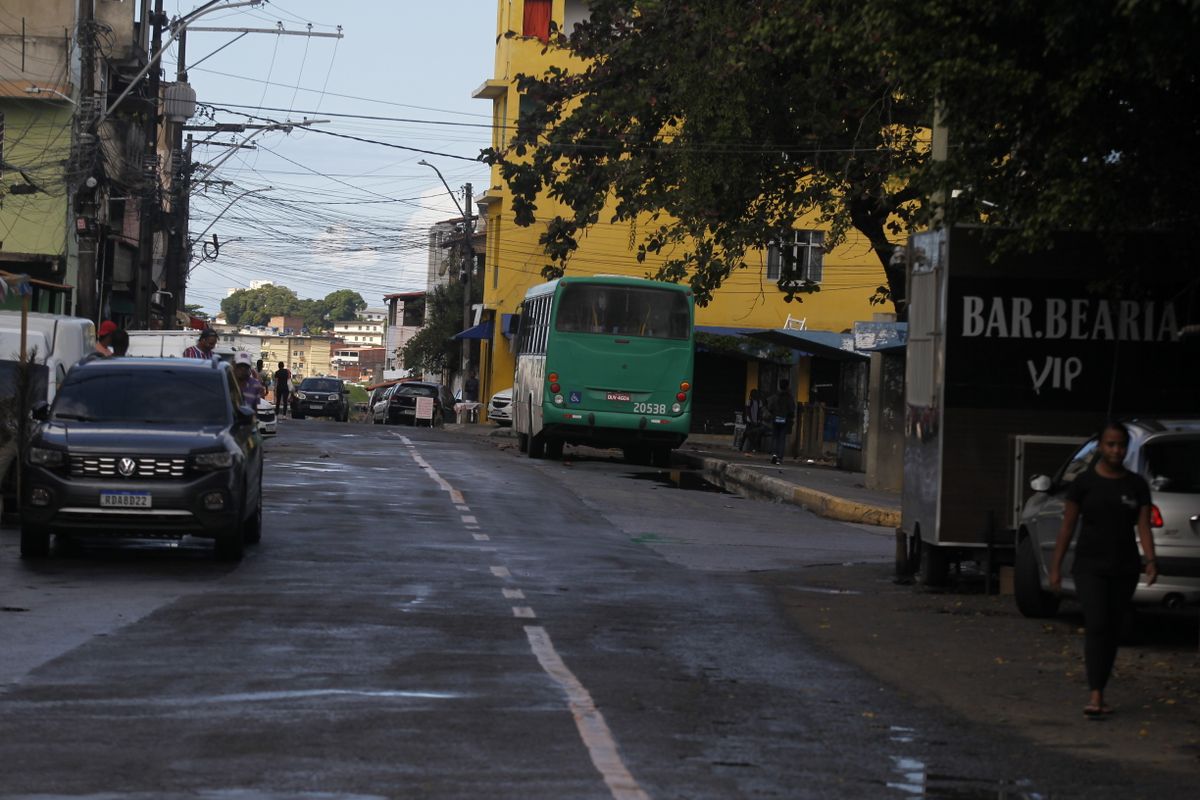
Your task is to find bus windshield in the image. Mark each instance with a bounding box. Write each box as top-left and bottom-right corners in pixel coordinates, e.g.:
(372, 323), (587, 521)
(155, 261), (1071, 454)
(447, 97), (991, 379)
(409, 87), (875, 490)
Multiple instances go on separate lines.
(555, 284), (691, 340)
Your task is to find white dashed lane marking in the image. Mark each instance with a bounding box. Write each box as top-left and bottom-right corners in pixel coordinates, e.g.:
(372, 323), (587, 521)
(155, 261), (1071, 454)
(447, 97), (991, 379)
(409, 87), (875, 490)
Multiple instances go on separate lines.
(473, 533), (491, 541)
(525, 626), (650, 800)
(402, 437), (647, 800)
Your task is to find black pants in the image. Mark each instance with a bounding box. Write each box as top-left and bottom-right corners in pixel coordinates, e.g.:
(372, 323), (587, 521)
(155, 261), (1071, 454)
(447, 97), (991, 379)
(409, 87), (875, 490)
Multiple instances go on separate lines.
(276, 392), (289, 417)
(1073, 571), (1138, 692)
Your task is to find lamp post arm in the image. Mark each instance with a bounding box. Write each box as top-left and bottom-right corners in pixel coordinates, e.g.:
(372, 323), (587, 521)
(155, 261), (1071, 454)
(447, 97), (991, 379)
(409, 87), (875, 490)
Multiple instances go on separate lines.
(418, 159), (467, 220)
(95, 0), (262, 128)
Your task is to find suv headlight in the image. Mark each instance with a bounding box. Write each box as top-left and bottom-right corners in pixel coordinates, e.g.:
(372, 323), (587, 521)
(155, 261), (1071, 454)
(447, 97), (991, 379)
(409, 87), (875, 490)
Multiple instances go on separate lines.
(194, 451), (234, 470)
(29, 446), (66, 467)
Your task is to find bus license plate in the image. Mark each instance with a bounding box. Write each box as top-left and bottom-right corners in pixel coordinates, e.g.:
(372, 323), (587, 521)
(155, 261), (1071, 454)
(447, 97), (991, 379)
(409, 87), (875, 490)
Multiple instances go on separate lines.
(100, 491), (152, 509)
(606, 392), (631, 402)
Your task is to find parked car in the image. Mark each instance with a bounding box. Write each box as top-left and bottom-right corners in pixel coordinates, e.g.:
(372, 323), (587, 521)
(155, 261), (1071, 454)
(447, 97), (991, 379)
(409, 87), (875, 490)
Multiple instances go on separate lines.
(256, 398), (277, 436)
(371, 381), (454, 426)
(19, 357), (264, 561)
(1015, 419), (1200, 617)
(488, 387), (512, 426)
(291, 377), (349, 421)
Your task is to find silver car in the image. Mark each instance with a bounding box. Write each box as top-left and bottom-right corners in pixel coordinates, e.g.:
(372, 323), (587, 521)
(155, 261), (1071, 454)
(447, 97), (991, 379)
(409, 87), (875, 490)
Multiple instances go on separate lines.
(488, 387), (512, 426)
(1015, 419), (1200, 617)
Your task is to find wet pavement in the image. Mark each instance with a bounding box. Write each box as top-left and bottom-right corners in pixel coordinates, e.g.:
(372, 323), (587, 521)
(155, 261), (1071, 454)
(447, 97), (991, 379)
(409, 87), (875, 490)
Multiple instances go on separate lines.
(0, 418), (1191, 798)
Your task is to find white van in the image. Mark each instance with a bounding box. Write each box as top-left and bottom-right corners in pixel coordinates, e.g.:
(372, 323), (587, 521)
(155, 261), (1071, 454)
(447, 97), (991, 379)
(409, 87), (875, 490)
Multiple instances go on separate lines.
(0, 311), (96, 405)
(126, 330), (236, 361)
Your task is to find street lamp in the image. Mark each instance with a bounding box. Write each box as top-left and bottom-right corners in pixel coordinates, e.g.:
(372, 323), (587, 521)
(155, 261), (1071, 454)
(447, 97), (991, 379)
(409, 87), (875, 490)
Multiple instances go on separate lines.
(23, 86), (75, 104)
(418, 160), (474, 397)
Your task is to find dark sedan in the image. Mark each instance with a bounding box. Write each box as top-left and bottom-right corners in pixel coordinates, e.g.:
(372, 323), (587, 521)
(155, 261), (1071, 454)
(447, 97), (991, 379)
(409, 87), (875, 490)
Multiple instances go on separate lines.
(20, 358), (264, 561)
(371, 381), (454, 426)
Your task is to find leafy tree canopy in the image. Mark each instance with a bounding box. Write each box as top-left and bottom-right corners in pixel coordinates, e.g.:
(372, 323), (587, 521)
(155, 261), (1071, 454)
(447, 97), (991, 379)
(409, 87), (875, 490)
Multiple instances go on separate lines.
(220, 286), (368, 332)
(401, 281), (481, 377)
(486, 0), (1200, 311)
(324, 289), (368, 322)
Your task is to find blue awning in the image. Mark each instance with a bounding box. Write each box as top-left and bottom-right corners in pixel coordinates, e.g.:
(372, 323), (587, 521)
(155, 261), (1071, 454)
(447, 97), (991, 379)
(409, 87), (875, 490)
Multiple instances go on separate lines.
(744, 329), (868, 361)
(453, 321), (492, 340)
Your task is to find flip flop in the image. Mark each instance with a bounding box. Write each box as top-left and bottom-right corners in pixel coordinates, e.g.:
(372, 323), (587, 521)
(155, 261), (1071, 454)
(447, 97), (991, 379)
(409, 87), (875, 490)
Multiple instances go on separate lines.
(1083, 705), (1105, 718)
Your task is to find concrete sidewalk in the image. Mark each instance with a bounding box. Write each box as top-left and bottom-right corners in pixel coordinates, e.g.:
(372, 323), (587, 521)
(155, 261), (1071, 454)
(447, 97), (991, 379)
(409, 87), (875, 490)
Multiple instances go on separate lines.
(445, 423), (901, 529)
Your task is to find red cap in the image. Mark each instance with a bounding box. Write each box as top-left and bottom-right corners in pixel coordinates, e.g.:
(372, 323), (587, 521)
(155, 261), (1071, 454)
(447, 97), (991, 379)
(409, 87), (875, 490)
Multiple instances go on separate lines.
(98, 320), (118, 338)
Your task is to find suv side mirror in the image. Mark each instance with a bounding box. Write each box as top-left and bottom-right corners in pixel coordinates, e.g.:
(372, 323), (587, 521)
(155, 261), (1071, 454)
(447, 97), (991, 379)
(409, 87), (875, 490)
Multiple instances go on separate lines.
(1029, 474), (1053, 493)
(31, 401), (50, 422)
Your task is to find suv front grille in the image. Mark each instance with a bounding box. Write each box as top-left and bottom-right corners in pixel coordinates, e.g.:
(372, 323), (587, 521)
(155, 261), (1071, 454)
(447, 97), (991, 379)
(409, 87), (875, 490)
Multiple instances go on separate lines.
(70, 455), (188, 479)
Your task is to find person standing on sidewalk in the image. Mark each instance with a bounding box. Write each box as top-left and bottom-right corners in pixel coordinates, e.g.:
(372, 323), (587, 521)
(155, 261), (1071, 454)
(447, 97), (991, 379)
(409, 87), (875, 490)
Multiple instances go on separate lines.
(742, 388), (768, 453)
(766, 380), (795, 465)
(1049, 422), (1157, 718)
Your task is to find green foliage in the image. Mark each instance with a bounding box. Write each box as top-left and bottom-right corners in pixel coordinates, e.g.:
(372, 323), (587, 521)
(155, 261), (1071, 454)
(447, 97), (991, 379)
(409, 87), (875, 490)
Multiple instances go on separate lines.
(401, 280), (482, 376)
(485, 0), (922, 309)
(485, 0), (1200, 312)
(868, 0), (1200, 248)
(323, 289), (368, 322)
(219, 285), (368, 332)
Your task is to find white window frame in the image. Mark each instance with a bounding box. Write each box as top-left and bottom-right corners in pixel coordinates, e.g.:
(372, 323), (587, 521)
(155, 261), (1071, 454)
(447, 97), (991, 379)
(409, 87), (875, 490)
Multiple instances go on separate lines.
(767, 230), (825, 285)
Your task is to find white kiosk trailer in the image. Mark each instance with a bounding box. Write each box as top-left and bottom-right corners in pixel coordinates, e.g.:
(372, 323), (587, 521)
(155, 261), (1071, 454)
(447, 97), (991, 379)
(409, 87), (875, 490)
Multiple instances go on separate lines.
(900, 227), (1199, 586)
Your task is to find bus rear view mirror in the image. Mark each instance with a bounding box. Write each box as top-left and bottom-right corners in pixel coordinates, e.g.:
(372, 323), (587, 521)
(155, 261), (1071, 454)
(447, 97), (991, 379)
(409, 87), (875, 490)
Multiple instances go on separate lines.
(1029, 474), (1052, 493)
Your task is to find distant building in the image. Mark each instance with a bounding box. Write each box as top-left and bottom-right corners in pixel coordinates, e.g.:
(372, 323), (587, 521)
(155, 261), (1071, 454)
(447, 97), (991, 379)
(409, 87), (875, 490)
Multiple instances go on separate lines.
(332, 345), (386, 383)
(331, 316), (385, 347)
(261, 335), (335, 379)
(268, 315), (306, 334)
(383, 291), (426, 372)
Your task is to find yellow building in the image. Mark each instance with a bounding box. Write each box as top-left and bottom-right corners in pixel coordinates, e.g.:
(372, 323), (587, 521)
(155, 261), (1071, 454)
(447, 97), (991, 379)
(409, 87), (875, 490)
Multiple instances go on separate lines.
(261, 336), (335, 382)
(472, 0), (891, 422)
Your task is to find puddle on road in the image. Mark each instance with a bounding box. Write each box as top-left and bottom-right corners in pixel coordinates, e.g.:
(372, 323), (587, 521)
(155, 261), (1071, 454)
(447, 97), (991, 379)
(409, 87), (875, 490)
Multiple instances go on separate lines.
(884, 726), (1045, 799)
(625, 469), (735, 494)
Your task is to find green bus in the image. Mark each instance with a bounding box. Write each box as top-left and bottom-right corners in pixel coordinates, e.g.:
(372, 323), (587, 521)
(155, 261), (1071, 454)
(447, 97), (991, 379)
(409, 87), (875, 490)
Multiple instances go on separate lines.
(512, 275), (695, 465)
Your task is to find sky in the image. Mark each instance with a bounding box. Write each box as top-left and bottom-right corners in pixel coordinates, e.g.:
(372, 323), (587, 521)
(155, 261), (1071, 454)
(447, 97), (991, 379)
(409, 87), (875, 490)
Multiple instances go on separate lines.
(165, 0), (497, 315)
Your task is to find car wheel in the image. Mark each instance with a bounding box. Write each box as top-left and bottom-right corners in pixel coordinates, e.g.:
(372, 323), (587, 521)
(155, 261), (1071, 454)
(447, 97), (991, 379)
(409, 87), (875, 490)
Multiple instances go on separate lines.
(517, 431), (529, 453)
(294, 412), (305, 420)
(20, 522), (51, 558)
(215, 514), (246, 561)
(546, 437), (563, 460)
(1014, 534), (1059, 617)
(243, 480), (263, 545)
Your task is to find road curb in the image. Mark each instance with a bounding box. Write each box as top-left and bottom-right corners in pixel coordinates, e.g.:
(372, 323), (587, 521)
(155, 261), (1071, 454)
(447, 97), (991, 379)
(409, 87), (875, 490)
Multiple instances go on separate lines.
(676, 452), (901, 528)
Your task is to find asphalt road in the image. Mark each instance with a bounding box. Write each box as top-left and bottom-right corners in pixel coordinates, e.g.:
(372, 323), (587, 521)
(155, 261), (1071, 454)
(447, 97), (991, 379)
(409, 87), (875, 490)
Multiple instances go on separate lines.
(0, 420), (1186, 798)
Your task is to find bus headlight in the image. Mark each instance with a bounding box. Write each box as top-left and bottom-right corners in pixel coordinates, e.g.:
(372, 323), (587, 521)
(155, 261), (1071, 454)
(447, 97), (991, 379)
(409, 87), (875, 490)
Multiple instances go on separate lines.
(553, 394), (564, 405)
(671, 403), (682, 413)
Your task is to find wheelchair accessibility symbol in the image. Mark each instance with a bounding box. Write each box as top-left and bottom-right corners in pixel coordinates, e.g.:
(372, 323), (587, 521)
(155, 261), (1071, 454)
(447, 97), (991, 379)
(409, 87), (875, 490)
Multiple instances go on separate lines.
(569, 390), (582, 404)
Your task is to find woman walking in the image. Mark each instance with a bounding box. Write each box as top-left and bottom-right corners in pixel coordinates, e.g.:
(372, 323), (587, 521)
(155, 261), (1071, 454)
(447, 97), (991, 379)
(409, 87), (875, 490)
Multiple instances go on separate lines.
(1049, 422), (1157, 718)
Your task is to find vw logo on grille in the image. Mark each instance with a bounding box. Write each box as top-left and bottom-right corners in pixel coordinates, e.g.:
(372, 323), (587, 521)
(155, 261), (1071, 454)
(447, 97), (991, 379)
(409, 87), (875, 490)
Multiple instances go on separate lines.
(117, 457), (137, 477)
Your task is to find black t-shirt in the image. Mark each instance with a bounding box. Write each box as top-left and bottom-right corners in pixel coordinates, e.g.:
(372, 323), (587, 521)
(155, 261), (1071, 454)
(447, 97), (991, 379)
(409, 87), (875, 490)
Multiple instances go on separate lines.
(1065, 467), (1151, 575)
(274, 368), (291, 393)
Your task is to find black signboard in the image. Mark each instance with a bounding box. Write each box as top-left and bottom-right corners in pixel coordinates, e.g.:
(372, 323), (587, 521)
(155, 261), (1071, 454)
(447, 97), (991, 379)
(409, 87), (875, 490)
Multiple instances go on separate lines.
(943, 229), (1200, 414)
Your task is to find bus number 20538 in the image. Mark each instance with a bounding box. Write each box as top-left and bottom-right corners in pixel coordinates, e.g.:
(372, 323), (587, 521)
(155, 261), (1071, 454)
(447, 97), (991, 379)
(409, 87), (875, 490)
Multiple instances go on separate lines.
(633, 402), (667, 414)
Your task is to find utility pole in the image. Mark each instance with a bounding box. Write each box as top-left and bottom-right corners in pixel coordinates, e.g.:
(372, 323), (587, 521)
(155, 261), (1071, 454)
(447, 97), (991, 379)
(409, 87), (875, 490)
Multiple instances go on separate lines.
(134, 0), (166, 329)
(163, 28), (188, 328)
(73, 0), (97, 321)
(461, 182), (473, 383)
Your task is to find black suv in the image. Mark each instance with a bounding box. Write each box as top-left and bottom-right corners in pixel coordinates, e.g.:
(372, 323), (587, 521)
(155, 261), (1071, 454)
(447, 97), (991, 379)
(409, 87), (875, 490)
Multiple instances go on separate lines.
(291, 377), (349, 421)
(20, 358), (264, 560)
(371, 381), (454, 426)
